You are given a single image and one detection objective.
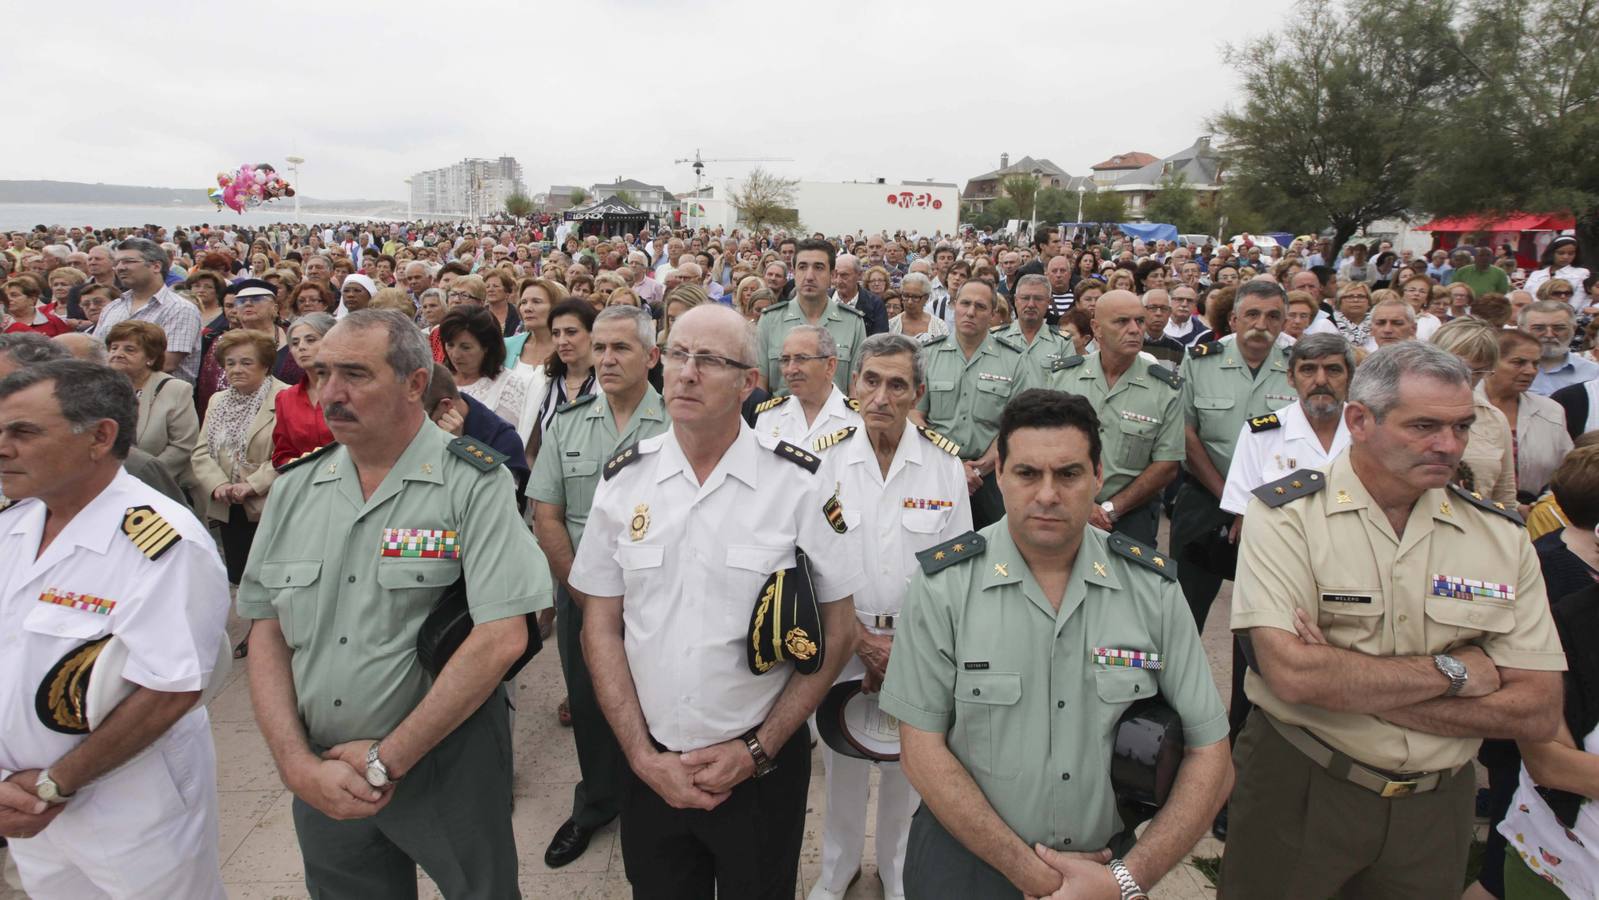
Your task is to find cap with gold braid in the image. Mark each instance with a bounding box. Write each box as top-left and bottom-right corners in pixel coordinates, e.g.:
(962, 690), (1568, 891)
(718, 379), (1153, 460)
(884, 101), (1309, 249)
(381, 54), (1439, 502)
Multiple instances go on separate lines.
(747, 549), (825, 676)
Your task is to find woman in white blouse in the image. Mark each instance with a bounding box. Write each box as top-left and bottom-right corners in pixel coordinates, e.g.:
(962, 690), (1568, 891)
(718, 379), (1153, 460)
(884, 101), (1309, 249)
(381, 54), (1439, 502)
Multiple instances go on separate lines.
(1526, 236), (1592, 313)
(1482, 328), (1573, 501)
(440, 305), (537, 443)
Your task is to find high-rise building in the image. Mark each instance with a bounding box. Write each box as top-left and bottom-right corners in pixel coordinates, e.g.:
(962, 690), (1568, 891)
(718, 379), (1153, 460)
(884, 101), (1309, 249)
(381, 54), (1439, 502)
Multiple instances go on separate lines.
(409, 156), (526, 217)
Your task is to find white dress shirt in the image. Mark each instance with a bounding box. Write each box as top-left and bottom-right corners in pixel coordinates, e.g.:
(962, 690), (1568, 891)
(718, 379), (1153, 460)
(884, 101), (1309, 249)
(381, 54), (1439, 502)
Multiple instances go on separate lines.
(569, 425), (866, 752)
(1220, 400), (1352, 514)
(754, 386), (865, 449)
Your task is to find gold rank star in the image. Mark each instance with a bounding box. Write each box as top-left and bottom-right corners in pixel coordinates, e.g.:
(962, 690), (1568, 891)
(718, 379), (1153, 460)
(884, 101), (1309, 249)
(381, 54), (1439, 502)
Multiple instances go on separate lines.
(933, 551), (946, 561)
(1440, 501), (1453, 516)
(1337, 490), (1352, 504)
(1129, 546), (1143, 557)
(952, 543), (965, 553)
(993, 563), (1008, 577)
(421, 463), (433, 474)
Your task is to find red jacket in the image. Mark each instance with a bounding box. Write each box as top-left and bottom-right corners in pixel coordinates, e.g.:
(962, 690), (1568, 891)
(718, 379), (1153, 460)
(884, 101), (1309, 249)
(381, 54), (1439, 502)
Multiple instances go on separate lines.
(5, 308), (73, 337)
(270, 380), (334, 467)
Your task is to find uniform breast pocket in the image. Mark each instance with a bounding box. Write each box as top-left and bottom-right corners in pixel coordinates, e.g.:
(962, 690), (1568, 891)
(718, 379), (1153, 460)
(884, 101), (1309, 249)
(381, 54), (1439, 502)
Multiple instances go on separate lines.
(1115, 417), (1158, 468)
(900, 507), (948, 535)
(615, 544), (664, 598)
(973, 379), (1011, 426)
(1316, 587), (1386, 648)
(22, 604), (113, 642)
(953, 671), (1022, 780)
(376, 560), (462, 648)
(1094, 666), (1159, 715)
(726, 544), (796, 624)
(1424, 595), (1516, 649)
(927, 380), (958, 422)
(560, 459), (600, 512)
(257, 560), (322, 649)
(1193, 396), (1235, 440)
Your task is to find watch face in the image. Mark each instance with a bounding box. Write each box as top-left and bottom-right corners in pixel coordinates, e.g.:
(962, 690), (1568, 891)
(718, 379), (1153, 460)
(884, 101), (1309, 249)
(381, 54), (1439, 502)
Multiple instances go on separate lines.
(365, 767), (388, 788)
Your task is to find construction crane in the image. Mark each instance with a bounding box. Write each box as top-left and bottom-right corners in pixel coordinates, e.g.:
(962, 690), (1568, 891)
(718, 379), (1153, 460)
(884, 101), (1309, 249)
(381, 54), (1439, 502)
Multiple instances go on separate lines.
(674, 149), (793, 194)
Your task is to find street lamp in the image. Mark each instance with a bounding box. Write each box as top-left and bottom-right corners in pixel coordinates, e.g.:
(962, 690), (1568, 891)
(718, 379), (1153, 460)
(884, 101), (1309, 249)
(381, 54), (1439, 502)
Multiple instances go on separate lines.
(404, 178), (413, 221)
(285, 156), (304, 220)
(1077, 184), (1086, 224)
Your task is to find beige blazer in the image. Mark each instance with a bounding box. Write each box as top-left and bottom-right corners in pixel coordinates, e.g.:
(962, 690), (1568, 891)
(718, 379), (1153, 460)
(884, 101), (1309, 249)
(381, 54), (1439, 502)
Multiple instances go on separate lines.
(1464, 389), (1517, 507)
(1515, 389), (1573, 496)
(134, 371), (200, 488)
(192, 377), (285, 523)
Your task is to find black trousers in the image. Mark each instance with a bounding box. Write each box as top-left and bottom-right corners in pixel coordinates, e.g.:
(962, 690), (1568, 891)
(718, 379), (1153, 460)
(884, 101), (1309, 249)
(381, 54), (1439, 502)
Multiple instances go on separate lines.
(969, 470), (1004, 531)
(620, 728), (811, 900)
(1109, 498), (1160, 548)
(1170, 481), (1232, 630)
(555, 584), (623, 829)
(219, 504), (257, 585)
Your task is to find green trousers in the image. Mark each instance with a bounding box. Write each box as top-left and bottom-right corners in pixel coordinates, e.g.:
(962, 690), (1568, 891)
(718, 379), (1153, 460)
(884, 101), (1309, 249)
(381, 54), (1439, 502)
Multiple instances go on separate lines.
(556, 584), (624, 829)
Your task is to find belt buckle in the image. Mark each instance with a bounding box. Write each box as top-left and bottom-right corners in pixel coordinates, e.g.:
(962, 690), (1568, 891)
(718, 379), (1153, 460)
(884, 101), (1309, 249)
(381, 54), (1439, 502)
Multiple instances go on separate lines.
(872, 614), (895, 629)
(1380, 779), (1418, 798)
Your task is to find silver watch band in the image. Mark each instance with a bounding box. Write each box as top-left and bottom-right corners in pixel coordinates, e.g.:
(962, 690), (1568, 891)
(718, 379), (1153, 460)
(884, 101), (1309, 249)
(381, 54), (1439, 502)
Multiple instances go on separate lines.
(1109, 858), (1147, 900)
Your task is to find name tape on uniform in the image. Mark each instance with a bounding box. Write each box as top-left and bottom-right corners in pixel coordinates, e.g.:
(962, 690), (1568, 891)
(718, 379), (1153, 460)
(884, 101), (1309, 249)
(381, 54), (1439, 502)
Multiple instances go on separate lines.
(1431, 575), (1514, 602)
(380, 528), (460, 559)
(39, 589), (116, 615)
(1093, 647), (1163, 670)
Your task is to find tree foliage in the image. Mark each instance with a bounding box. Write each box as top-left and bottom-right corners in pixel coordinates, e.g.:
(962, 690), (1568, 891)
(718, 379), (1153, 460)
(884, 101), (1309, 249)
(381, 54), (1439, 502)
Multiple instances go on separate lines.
(567, 187), (589, 207)
(613, 190), (637, 207)
(730, 167), (800, 229)
(503, 192), (534, 218)
(1001, 176), (1039, 221)
(1145, 172), (1218, 233)
(1080, 190), (1127, 225)
(1034, 187), (1080, 225)
(964, 197), (1020, 232)
(1209, 0), (1459, 250)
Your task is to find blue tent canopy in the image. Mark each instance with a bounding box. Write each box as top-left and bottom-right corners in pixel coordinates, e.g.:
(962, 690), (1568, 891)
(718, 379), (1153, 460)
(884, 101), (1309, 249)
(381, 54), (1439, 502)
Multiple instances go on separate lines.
(1114, 222), (1179, 243)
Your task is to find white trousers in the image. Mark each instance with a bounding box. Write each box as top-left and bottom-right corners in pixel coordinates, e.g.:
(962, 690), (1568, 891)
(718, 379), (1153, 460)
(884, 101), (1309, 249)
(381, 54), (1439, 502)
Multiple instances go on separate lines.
(815, 656), (921, 896)
(7, 711), (225, 900)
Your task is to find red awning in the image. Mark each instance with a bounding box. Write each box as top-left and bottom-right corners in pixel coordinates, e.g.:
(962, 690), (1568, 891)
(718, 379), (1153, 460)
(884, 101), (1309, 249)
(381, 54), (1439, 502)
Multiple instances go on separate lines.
(1415, 212), (1575, 233)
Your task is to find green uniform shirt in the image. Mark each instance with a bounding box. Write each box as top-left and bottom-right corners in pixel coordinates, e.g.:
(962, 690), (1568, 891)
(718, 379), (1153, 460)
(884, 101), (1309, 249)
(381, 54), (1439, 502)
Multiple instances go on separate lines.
(915, 333), (1035, 460)
(1053, 353), (1186, 501)
(755, 297), (868, 393)
(527, 386), (669, 548)
(1179, 336), (1297, 477)
(995, 322), (1073, 383)
(236, 421), (552, 747)
(880, 523), (1228, 850)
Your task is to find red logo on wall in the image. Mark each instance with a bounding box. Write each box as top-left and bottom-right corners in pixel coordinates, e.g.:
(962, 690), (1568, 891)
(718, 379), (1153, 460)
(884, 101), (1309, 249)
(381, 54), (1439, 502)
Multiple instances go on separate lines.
(886, 192), (942, 210)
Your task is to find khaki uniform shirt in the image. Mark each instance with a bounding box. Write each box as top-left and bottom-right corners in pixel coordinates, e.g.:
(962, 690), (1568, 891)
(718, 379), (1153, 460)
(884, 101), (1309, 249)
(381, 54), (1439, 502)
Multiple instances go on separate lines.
(881, 523), (1228, 850)
(1179, 336), (1297, 478)
(1232, 452), (1566, 772)
(915, 333), (1035, 461)
(527, 386), (668, 549)
(1052, 353), (1185, 501)
(755, 297), (868, 393)
(995, 322), (1073, 384)
(237, 421), (552, 747)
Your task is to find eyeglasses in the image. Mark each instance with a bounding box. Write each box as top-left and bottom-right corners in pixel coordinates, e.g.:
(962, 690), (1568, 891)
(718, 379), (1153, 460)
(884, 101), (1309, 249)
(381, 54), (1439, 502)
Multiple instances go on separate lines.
(777, 353), (831, 367)
(447, 290), (475, 300)
(1551, 290), (1574, 298)
(662, 347), (752, 372)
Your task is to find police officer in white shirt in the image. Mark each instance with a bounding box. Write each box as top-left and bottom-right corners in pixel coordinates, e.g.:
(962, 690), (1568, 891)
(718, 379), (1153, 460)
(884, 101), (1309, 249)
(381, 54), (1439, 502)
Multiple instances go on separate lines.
(571, 305), (866, 900)
(0, 361), (230, 899)
(753, 325), (865, 447)
(808, 334), (972, 900)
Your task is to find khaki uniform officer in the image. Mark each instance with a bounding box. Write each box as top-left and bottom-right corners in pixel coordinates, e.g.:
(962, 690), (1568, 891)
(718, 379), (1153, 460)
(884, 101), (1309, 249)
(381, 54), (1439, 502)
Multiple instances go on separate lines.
(238, 310), (551, 899)
(1171, 282), (1297, 629)
(883, 390), (1231, 900)
(755, 240), (868, 394)
(528, 305), (670, 869)
(1223, 342), (1566, 900)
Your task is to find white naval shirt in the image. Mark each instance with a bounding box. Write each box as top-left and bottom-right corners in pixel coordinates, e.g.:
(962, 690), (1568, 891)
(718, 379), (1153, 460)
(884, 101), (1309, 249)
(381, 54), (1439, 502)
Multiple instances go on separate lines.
(569, 424), (867, 752)
(825, 421), (972, 626)
(754, 386), (865, 449)
(1219, 400), (1353, 514)
(0, 469), (229, 778)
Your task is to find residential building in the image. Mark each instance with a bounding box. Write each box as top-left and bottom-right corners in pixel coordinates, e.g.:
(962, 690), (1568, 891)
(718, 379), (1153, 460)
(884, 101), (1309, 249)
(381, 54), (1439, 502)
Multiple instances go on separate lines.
(409, 156), (526, 217)
(961, 154), (1093, 213)
(589, 178), (674, 216)
(1088, 151), (1158, 188)
(1112, 137), (1225, 221)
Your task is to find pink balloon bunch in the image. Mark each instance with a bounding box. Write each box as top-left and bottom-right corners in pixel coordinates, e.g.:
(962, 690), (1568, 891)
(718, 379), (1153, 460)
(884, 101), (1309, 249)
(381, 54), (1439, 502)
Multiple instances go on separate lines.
(213, 163), (296, 214)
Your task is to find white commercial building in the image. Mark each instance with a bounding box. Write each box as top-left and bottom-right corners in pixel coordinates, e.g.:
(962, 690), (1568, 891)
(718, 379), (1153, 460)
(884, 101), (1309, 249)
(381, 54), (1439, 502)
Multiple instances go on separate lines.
(410, 156), (526, 218)
(680, 179), (959, 237)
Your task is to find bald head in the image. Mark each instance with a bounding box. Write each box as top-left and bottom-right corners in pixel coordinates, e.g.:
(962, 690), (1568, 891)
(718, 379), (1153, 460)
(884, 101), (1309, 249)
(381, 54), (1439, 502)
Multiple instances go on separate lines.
(673, 303), (758, 366)
(1093, 290), (1148, 361)
(53, 332), (107, 364)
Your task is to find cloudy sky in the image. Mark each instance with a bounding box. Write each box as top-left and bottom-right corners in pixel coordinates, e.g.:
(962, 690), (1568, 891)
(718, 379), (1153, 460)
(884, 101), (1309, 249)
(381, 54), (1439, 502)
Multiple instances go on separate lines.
(14, 1), (1288, 202)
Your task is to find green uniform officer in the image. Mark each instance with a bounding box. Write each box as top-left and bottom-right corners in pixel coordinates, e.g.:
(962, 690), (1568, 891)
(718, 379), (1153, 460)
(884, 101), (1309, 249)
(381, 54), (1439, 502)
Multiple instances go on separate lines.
(528, 307), (669, 868)
(916, 281), (1035, 530)
(881, 389), (1231, 900)
(1170, 282), (1295, 630)
(755, 239), (867, 394)
(999, 271), (1075, 384)
(237, 310), (552, 899)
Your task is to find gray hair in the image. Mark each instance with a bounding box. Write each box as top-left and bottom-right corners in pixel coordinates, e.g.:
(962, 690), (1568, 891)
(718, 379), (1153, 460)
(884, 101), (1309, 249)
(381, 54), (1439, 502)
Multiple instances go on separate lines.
(42, 244), (72, 262)
(0, 360), (137, 458)
(836, 253), (861, 274)
(784, 324), (838, 359)
(1519, 299), (1576, 327)
(116, 237), (170, 278)
(419, 287), (446, 306)
(1348, 341), (1471, 420)
(1015, 273), (1050, 295)
(403, 260), (431, 277)
(0, 333), (70, 370)
(1370, 296), (1417, 323)
(595, 304), (656, 350)
(338, 308), (432, 387)
(901, 272), (933, 295)
(853, 332), (926, 390)
(1288, 332), (1355, 372)
(288, 312), (337, 338)
(1236, 279), (1288, 306)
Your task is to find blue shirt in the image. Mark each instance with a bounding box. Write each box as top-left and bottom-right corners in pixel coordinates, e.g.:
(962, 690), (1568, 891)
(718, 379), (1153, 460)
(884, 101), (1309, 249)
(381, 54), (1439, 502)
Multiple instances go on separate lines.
(1531, 353), (1599, 397)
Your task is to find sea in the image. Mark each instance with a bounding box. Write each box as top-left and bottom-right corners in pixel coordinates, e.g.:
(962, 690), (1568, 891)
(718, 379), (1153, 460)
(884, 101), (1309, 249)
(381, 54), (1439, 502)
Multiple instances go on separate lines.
(0, 203), (403, 232)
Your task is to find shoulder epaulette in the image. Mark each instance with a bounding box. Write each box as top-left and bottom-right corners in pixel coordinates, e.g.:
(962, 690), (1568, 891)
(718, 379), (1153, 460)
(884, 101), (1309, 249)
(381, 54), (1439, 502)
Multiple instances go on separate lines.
(1248, 413), (1282, 432)
(917, 532), (986, 575)
(1107, 533), (1176, 580)
(275, 441), (339, 474)
(1189, 340), (1225, 359)
(556, 393), (597, 414)
(603, 442), (643, 480)
(1251, 469), (1327, 508)
(1051, 355), (1086, 373)
(753, 394), (789, 415)
(1448, 483), (1526, 526)
(122, 505), (182, 561)
(759, 300), (791, 315)
(991, 334), (1025, 354)
(0, 498), (15, 515)
(813, 426), (856, 452)
(447, 436), (509, 473)
(921, 333), (949, 347)
(1146, 362), (1183, 389)
(845, 397), (861, 412)
(989, 324), (1007, 333)
(773, 440), (820, 473)
(835, 301), (865, 318)
(917, 425), (962, 456)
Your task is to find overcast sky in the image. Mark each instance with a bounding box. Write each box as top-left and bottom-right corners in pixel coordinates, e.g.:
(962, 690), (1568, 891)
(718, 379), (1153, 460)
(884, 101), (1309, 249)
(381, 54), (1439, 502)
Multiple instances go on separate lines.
(14, 1), (1289, 202)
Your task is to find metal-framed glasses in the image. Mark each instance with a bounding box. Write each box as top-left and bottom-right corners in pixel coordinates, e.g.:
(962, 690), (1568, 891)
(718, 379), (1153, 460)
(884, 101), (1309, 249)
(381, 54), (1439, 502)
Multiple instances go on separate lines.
(662, 347), (752, 373)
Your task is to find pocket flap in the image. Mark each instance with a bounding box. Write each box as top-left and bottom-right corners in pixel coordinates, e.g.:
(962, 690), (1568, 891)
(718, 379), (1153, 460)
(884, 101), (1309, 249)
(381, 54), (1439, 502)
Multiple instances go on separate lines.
(616, 544), (665, 570)
(1094, 667), (1157, 702)
(562, 460), (599, 478)
(377, 560), (461, 590)
(1425, 596), (1516, 634)
(23, 606), (112, 640)
(1194, 397), (1236, 410)
(259, 560), (322, 588)
(955, 671), (1022, 706)
(726, 544), (794, 574)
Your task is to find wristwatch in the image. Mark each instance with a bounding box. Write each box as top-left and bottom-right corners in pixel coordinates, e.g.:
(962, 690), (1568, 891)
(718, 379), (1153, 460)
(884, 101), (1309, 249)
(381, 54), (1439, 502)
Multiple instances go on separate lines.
(35, 769), (72, 805)
(1100, 500), (1118, 522)
(365, 741), (392, 788)
(1434, 654), (1468, 697)
(741, 728), (776, 778)
(1108, 858), (1148, 900)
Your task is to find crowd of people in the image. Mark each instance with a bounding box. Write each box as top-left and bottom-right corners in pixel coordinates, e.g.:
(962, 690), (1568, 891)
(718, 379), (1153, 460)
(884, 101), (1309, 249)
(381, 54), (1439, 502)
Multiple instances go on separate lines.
(0, 214), (1597, 899)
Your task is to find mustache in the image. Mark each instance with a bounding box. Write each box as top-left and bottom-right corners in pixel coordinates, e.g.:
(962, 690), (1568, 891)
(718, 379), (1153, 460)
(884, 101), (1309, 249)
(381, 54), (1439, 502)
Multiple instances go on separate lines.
(324, 403), (359, 423)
